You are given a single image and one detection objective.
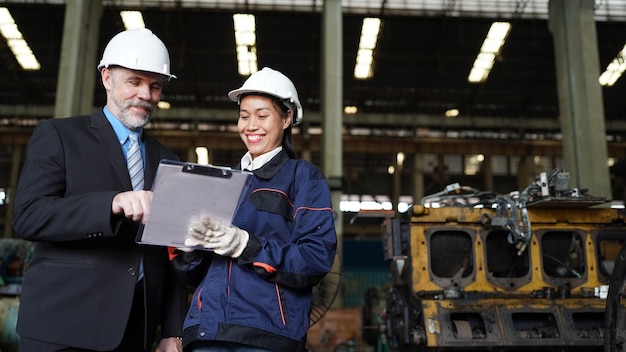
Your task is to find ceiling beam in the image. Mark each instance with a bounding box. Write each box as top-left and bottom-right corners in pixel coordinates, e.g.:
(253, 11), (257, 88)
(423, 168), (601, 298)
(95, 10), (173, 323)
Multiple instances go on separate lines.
(3, 104), (626, 133)
(5, 124), (626, 160)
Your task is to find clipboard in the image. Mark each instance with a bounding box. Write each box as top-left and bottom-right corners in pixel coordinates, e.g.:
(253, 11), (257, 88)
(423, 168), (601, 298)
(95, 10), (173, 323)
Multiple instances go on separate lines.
(136, 159), (252, 248)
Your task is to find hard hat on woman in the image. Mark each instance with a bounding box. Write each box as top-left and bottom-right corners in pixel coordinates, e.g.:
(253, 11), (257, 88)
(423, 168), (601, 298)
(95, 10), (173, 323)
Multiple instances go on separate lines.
(228, 67), (303, 125)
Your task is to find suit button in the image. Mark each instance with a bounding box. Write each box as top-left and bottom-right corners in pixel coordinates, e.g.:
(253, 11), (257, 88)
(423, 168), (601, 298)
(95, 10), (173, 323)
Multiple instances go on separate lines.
(128, 268), (136, 276)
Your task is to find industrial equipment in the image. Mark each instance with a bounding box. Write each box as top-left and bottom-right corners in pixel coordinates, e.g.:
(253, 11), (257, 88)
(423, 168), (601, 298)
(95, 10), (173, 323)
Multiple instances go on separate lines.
(375, 169), (623, 351)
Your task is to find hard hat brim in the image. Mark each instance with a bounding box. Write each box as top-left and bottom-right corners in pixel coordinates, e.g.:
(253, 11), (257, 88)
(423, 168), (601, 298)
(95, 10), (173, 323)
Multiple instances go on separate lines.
(228, 88), (260, 102)
(97, 63), (177, 80)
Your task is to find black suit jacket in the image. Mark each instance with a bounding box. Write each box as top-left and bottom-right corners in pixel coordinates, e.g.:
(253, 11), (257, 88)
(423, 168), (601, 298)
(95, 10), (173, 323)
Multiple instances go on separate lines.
(12, 111), (188, 350)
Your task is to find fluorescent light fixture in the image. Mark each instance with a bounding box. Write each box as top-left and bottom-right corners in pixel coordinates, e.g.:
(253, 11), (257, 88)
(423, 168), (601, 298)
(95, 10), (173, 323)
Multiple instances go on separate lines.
(609, 157), (617, 167)
(445, 108), (460, 117)
(344, 106), (358, 114)
(354, 17), (381, 79)
(396, 152), (405, 166)
(464, 154), (485, 175)
(599, 44), (626, 86)
(233, 13), (258, 76)
(468, 21), (511, 83)
(0, 7), (40, 70)
(120, 11), (145, 29)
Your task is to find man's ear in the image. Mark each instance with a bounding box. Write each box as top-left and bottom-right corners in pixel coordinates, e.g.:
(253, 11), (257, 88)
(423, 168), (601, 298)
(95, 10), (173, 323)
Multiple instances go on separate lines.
(101, 67), (112, 90)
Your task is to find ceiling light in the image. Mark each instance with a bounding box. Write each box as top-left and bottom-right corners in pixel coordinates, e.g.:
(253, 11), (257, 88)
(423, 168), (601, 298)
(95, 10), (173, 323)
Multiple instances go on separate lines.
(157, 101), (171, 109)
(0, 7), (40, 70)
(468, 21), (511, 83)
(445, 108), (460, 117)
(396, 152), (405, 166)
(599, 44), (626, 86)
(354, 17), (381, 79)
(344, 106), (358, 114)
(233, 13), (258, 76)
(120, 11), (145, 29)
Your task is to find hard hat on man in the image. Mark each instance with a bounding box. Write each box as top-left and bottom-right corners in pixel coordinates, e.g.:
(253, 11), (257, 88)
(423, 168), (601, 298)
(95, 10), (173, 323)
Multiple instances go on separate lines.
(97, 28), (176, 80)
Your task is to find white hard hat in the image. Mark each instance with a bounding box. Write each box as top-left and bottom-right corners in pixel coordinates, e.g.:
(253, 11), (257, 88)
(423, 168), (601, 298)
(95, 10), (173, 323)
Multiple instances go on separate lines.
(97, 28), (176, 80)
(228, 67), (303, 125)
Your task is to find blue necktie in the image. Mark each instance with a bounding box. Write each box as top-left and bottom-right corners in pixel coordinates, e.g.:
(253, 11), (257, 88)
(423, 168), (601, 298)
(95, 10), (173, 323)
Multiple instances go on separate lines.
(127, 131), (144, 281)
(127, 132), (144, 192)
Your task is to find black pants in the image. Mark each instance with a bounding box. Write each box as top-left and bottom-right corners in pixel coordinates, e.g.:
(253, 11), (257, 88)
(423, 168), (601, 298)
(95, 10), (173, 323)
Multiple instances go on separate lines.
(19, 283), (148, 352)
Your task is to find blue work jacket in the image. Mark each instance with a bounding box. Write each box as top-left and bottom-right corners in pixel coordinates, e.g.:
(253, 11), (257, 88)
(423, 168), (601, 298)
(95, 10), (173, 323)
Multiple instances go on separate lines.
(182, 150), (338, 352)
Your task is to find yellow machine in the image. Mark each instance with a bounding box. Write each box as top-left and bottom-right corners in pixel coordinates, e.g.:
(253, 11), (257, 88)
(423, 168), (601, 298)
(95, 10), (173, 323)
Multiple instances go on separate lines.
(378, 169), (624, 351)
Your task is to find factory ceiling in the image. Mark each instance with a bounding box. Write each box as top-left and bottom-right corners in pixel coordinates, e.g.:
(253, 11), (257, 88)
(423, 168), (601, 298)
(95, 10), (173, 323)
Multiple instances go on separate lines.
(1, 0), (626, 142)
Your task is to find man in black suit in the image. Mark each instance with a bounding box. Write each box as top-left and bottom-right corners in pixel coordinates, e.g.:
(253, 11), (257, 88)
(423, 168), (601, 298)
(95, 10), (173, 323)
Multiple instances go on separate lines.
(12, 28), (187, 352)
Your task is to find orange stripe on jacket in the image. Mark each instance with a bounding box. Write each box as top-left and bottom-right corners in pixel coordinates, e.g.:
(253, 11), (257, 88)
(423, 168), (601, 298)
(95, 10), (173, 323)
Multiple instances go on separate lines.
(254, 262), (278, 273)
(293, 206), (333, 219)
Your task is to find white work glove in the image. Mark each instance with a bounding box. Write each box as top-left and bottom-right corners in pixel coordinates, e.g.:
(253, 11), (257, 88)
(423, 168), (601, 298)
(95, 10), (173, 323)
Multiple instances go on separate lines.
(185, 216), (249, 258)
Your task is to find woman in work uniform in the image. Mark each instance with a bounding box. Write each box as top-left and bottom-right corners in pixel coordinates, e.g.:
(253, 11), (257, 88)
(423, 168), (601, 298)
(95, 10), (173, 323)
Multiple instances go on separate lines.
(175, 67), (338, 352)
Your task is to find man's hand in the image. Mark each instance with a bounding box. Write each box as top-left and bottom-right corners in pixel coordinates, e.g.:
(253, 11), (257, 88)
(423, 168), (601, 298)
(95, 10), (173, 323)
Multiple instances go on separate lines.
(155, 336), (182, 352)
(185, 216), (249, 258)
(111, 190), (153, 224)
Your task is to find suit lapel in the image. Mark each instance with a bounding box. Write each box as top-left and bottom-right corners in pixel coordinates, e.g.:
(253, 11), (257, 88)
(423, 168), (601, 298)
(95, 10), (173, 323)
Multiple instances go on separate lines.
(143, 133), (159, 190)
(89, 111), (133, 190)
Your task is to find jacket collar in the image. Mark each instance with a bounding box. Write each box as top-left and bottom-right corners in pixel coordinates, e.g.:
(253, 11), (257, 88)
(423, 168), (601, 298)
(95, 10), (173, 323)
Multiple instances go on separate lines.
(243, 149), (290, 180)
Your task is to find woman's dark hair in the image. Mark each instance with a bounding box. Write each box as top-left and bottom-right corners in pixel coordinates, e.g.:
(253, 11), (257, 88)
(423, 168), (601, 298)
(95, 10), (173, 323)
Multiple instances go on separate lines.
(240, 93), (296, 159)
(282, 123), (295, 159)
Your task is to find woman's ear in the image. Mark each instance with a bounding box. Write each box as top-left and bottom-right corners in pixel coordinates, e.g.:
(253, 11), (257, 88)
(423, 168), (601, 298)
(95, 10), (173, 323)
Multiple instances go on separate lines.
(283, 110), (293, 129)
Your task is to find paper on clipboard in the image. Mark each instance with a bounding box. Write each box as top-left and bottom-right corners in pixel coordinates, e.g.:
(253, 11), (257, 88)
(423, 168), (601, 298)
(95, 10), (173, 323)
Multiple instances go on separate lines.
(136, 159), (252, 248)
